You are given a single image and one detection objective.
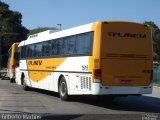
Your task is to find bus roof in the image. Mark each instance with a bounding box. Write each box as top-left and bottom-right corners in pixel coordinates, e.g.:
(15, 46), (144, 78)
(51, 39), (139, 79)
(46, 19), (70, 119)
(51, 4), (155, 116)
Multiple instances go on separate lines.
(19, 23), (93, 46)
(19, 20), (148, 47)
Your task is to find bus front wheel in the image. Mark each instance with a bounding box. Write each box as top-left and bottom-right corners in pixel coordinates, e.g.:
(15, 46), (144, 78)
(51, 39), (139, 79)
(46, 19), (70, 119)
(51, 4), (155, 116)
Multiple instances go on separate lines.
(58, 77), (69, 101)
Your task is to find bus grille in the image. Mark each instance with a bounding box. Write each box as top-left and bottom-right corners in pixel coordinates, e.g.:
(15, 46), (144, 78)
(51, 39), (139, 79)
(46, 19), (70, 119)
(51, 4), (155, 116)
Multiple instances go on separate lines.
(80, 76), (91, 91)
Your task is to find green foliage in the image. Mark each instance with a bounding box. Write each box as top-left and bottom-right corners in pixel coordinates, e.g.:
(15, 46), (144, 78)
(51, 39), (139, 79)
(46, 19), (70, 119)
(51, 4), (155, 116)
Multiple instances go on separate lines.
(144, 21), (160, 62)
(29, 27), (58, 35)
(153, 66), (160, 86)
(0, 1), (29, 67)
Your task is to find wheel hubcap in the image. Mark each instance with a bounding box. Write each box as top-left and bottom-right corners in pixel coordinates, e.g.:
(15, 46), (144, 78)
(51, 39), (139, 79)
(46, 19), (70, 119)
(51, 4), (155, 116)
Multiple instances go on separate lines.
(60, 82), (66, 96)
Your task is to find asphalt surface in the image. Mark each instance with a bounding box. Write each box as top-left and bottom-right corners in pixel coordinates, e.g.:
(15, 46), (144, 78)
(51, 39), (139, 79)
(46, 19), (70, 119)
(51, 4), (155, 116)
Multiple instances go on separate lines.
(0, 78), (159, 120)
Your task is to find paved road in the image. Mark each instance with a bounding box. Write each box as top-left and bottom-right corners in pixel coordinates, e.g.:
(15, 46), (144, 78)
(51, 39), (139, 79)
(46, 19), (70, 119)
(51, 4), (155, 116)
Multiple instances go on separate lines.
(0, 79), (159, 120)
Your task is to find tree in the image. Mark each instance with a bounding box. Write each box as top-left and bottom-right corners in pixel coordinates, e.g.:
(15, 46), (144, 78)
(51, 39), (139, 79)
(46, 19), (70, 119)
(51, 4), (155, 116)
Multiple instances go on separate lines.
(0, 1), (29, 67)
(144, 21), (160, 62)
(28, 27), (58, 35)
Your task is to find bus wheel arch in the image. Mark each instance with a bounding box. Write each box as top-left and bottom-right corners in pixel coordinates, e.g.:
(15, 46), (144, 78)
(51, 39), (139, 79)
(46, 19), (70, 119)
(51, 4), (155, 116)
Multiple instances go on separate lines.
(58, 75), (69, 101)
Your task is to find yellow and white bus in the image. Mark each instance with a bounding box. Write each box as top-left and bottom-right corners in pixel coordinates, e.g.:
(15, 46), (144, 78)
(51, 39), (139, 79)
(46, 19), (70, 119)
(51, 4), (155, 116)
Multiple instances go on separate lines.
(7, 43), (19, 83)
(16, 21), (153, 100)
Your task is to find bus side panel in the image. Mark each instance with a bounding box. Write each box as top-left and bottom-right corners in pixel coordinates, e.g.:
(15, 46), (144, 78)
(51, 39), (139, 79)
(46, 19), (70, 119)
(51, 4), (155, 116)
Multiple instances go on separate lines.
(38, 72), (53, 91)
(18, 59), (35, 87)
(25, 56), (93, 95)
(68, 73), (92, 95)
(15, 67), (21, 85)
(59, 57), (93, 95)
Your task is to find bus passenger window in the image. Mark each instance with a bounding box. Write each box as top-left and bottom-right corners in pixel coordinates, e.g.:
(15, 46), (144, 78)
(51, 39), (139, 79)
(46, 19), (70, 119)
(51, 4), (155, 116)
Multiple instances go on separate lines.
(58, 39), (63, 56)
(34, 44), (42, 57)
(62, 38), (69, 55)
(68, 36), (76, 55)
(51, 40), (59, 56)
(42, 41), (51, 57)
(20, 46), (26, 59)
(27, 45), (34, 58)
(75, 32), (93, 55)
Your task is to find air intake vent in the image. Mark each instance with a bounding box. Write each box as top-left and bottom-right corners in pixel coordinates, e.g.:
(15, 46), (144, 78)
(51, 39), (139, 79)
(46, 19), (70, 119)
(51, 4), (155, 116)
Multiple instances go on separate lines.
(80, 76), (92, 91)
(29, 34), (38, 38)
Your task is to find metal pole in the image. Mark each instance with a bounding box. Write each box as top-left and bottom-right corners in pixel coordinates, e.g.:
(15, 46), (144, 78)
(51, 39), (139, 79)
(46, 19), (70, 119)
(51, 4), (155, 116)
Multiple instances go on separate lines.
(57, 24), (62, 30)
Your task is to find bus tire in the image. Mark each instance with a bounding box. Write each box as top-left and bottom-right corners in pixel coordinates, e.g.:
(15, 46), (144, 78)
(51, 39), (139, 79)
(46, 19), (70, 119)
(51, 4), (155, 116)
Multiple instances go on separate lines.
(58, 77), (69, 101)
(22, 76), (30, 91)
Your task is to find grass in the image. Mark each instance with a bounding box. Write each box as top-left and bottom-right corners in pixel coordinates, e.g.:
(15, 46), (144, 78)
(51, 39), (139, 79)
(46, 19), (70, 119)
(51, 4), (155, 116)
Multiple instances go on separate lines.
(153, 81), (160, 87)
(153, 76), (160, 86)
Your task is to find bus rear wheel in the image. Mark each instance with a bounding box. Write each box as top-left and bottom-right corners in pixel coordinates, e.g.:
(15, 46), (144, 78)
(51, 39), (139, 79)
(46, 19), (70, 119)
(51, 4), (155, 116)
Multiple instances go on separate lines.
(58, 77), (69, 101)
